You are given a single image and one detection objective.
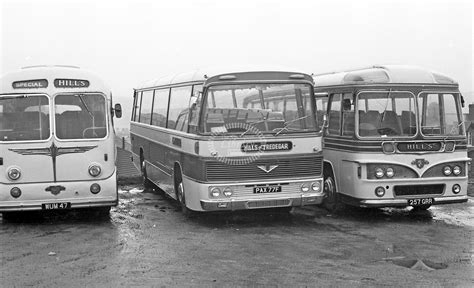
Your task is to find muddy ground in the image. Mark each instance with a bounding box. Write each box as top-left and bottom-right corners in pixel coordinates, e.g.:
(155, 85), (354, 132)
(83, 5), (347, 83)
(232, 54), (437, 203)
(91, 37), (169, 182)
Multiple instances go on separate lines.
(1, 185), (473, 287)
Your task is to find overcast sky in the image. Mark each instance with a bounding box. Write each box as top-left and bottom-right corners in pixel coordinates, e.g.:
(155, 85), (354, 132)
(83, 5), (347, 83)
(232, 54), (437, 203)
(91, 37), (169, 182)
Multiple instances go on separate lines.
(1, 0), (472, 128)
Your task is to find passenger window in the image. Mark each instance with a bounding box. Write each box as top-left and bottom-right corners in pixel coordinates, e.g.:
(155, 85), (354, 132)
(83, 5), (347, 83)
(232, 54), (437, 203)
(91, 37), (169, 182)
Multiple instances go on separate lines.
(168, 86), (192, 130)
(139, 90), (153, 125)
(133, 91), (142, 122)
(327, 94), (341, 135)
(151, 89), (170, 128)
(342, 93), (355, 136)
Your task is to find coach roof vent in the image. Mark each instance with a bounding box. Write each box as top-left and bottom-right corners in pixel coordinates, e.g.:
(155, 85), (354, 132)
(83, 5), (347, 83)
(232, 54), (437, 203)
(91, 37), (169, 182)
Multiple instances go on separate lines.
(342, 68), (390, 84)
(21, 65), (80, 69)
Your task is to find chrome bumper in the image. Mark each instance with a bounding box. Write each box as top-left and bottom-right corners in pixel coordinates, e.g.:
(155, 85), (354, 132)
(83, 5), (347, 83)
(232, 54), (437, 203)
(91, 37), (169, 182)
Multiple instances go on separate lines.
(356, 195), (468, 208)
(0, 198), (117, 212)
(200, 193), (324, 211)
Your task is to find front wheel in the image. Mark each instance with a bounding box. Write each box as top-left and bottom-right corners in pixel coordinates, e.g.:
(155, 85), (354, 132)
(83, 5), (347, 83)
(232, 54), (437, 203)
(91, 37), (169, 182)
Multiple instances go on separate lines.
(322, 174), (345, 213)
(412, 204), (431, 211)
(140, 159), (154, 189)
(175, 172), (194, 218)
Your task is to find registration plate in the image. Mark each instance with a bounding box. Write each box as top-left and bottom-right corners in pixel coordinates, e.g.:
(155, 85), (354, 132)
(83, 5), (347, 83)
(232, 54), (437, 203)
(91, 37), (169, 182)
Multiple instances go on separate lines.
(408, 198), (433, 206)
(42, 202), (71, 210)
(253, 186), (282, 194)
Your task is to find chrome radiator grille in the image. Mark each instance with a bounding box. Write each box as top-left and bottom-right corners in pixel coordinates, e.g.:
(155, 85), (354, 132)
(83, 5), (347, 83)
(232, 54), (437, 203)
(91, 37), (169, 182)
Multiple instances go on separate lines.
(205, 155), (323, 181)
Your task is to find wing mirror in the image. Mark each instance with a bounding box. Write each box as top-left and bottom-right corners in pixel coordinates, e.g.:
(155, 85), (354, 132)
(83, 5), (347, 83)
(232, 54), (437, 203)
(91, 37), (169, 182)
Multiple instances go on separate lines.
(114, 103), (122, 118)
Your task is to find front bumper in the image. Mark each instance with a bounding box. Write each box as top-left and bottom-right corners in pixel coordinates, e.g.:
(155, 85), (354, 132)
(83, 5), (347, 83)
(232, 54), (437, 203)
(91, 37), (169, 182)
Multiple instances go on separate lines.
(0, 172), (118, 212)
(200, 192), (324, 211)
(340, 194), (468, 208)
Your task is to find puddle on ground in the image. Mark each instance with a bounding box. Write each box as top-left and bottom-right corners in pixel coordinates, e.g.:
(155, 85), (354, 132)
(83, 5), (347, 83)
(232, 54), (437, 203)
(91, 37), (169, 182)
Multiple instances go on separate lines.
(386, 258), (448, 271)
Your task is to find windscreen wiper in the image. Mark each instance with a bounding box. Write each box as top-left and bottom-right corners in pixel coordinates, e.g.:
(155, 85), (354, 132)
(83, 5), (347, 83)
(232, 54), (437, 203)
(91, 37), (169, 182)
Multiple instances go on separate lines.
(77, 94), (94, 119)
(238, 119), (266, 137)
(0, 95), (28, 101)
(274, 115), (309, 136)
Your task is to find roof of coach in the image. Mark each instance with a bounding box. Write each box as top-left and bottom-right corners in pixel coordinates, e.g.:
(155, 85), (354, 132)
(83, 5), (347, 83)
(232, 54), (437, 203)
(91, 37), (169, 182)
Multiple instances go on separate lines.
(312, 65), (457, 87)
(0, 65), (111, 95)
(135, 66), (313, 90)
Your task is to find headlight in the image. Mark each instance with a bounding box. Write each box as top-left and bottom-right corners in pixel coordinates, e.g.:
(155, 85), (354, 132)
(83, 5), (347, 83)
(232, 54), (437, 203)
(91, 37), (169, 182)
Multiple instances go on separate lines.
(453, 166), (461, 176)
(223, 187), (233, 197)
(88, 164), (102, 177)
(7, 167), (21, 180)
(301, 183), (310, 192)
(443, 166), (452, 176)
(210, 187), (221, 197)
(385, 167), (394, 178)
(311, 182), (321, 192)
(375, 167), (384, 178)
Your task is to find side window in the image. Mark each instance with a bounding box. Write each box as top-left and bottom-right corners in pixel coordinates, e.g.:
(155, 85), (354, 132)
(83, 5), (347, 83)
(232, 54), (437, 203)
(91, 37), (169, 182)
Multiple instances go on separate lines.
(342, 93), (355, 136)
(189, 84), (203, 133)
(315, 96), (328, 131)
(133, 91), (142, 122)
(139, 90), (153, 125)
(151, 88), (170, 128)
(327, 93), (341, 135)
(168, 86), (192, 130)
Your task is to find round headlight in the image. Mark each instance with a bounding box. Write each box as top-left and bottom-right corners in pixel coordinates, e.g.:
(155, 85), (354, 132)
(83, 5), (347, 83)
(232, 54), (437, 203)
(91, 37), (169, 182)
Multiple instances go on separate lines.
(453, 165), (461, 176)
(10, 187), (22, 198)
(88, 164), (102, 177)
(452, 184), (461, 194)
(223, 187), (233, 197)
(375, 186), (385, 197)
(375, 168), (384, 178)
(7, 167), (21, 180)
(301, 183), (310, 192)
(210, 187), (221, 197)
(385, 167), (395, 178)
(311, 182), (321, 192)
(443, 166), (452, 176)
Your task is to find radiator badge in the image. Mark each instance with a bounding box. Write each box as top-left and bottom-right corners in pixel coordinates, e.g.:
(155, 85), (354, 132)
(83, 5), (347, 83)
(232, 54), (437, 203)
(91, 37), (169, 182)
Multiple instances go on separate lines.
(411, 158), (429, 169)
(257, 164), (278, 173)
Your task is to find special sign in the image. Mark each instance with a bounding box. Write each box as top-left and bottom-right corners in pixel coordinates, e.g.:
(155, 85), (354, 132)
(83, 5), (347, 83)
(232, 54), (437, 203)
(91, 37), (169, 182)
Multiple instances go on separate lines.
(397, 142), (442, 152)
(241, 141), (293, 152)
(12, 79), (48, 89)
(54, 79), (90, 88)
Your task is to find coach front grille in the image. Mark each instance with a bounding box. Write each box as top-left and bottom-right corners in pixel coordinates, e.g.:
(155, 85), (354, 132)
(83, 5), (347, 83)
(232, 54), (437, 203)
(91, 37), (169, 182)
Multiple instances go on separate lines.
(205, 155), (323, 182)
(394, 184), (444, 196)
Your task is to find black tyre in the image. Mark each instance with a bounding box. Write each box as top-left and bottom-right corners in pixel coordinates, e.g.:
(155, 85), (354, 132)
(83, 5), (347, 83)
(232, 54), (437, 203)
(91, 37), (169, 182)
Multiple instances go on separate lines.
(322, 171), (345, 213)
(412, 204), (431, 211)
(175, 170), (194, 217)
(140, 158), (154, 189)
